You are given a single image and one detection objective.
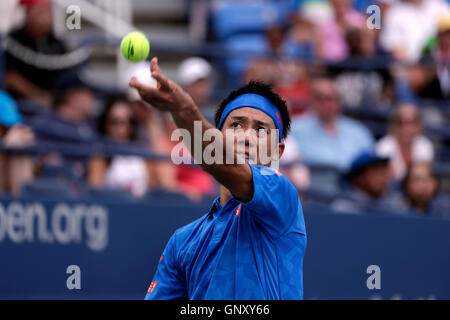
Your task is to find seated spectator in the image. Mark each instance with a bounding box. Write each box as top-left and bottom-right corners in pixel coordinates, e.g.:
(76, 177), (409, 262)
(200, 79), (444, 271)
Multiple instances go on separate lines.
(290, 75), (374, 170)
(88, 97), (153, 198)
(244, 23), (311, 116)
(176, 57), (215, 123)
(31, 85), (96, 143)
(0, 91), (34, 195)
(376, 103), (434, 180)
(331, 151), (392, 214)
(147, 110), (217, 202)
(328, 27), (394, 109)
(409, 13), (450, 100)
(4, 0), (84, 107)
(380, 0), (450, 63)
(314, 0), (365, 62)
(398, 162), (444, 217)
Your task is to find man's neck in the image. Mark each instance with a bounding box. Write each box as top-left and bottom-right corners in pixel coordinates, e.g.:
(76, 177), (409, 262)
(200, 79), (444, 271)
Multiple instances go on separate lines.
(219, 185), (232, 207)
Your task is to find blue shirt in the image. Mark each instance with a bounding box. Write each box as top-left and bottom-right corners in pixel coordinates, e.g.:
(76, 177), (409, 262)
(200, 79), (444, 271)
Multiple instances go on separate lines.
(290, 114), (374, 170)
(145, 164), (307, 300)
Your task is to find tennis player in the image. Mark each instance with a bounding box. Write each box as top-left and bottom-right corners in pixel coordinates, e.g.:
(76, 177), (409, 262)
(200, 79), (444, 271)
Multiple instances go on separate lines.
(130, 57), (307, 300)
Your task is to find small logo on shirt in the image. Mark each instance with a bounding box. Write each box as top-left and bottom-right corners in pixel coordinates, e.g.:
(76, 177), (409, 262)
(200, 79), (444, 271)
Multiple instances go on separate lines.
(235, 204), (242, 217)
(159, 255), (163, 263)
(147, 281), (157, 294)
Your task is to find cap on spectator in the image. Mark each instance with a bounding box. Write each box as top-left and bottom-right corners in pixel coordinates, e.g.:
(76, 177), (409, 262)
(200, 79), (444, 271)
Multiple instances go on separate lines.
(177, 57), (212, 86)
(0, 91), (22, 127)
(438, 14), (450, 33)
(346, 150), (389, 179)
(20, 0), (48, 8)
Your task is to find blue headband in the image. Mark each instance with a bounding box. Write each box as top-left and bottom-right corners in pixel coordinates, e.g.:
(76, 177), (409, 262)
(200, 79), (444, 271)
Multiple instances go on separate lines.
(217, 93), (283, 142)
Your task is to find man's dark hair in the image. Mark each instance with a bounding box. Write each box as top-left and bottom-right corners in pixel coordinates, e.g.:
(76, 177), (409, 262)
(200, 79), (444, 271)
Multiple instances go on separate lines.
(214, 81), (291, 140)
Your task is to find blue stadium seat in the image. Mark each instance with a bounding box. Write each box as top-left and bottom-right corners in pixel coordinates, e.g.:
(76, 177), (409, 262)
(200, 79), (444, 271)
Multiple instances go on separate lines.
(213, 1), (287, 40)
(223, 34), (268, 86)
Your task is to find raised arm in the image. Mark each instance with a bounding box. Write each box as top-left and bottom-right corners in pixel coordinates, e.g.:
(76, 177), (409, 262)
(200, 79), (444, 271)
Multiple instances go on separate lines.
(129, 57), (253, 202)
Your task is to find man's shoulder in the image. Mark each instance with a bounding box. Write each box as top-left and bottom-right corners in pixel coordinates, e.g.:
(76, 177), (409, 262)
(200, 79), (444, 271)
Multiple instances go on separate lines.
(173, 214), (208, 242)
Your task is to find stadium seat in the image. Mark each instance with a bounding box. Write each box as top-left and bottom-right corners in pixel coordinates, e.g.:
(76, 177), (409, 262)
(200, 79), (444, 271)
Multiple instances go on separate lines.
(212, 1), (287, 40)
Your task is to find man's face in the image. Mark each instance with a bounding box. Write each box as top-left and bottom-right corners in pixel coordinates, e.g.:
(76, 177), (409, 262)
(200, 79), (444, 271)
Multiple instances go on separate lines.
(221, 107), (284, 167)
(66, 89), (95, 122)
(354, 164), (390, 198)
(312, 79), (341, 123)
(26, 2), (53, 38)
(393, 104), (420, 144)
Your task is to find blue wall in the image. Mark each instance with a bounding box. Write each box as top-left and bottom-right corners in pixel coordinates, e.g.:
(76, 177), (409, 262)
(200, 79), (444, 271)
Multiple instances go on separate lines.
(0, 197), (449, 300)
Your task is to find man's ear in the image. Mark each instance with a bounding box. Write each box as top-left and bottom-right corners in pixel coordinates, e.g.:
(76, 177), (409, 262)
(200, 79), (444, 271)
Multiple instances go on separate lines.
(272, 142), (285, 161)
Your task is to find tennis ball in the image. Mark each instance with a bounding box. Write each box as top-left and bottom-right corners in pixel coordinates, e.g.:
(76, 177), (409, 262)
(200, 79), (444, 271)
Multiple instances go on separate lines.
(120, 31), (150, 62)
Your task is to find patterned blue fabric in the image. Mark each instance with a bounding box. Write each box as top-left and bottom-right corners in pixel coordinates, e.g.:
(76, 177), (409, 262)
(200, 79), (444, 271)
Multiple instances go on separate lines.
(145, 163), (307, 300)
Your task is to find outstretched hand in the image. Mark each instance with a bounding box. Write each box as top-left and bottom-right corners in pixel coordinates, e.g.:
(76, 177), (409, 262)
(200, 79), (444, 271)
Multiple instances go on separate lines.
(129, 57), (195, 113)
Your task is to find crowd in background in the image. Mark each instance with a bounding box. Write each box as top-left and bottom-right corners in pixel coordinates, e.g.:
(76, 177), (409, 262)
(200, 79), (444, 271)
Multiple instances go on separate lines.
(0, 0), (449, 218)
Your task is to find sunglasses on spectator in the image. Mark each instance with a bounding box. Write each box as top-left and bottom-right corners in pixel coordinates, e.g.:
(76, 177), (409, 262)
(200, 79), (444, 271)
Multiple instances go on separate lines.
(395, 118), (419, 126)
(107, 117), (131, 126)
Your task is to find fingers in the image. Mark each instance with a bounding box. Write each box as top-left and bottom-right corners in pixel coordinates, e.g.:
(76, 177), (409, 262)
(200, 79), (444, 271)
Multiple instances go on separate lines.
(150, 57), (171, 90)
(129, 77), (162, 100)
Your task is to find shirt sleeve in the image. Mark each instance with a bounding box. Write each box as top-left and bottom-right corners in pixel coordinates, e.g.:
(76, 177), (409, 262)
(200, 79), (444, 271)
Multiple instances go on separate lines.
(145, 230), (187, 300)
(241, 164), (300, 239)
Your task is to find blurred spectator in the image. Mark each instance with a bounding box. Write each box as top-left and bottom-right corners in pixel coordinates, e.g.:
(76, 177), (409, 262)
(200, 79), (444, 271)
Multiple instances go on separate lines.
(177, 57), (215, 122)
(0, 90), (34, 195)
(279, 135), (311, 191)
(30, 85), (96, 179)
(31, 85), (96, 142)
(380, 0), (450, 63)
(88, 97), (153, 198)
(399, 162), (443, 216)
(329, 27), (394, 109)
(290, 75), (374, 170)
(4, 0), (84, 107)
(410, 13), (450, 100)
(314, 0), (365, 62)
(332, 151), (392, 214)
(244, 24), (312, 115)
(376, 103), (434, 180)
(0, 0), (19, 87)
(148, 111), (217, 202)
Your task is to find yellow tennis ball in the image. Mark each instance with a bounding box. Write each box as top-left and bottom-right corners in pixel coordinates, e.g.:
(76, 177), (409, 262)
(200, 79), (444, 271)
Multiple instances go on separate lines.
(120, 31), (150, 62)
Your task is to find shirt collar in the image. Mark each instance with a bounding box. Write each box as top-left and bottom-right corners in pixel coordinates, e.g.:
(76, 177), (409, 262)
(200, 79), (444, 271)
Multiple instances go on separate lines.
(207, 196), (222, 218)
(207, 196), (239, 218)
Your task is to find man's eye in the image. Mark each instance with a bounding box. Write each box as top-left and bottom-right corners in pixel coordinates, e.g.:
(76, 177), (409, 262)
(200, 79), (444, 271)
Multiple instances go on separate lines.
(232, 123), (242, 129)
(258, 127), (268, 134)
